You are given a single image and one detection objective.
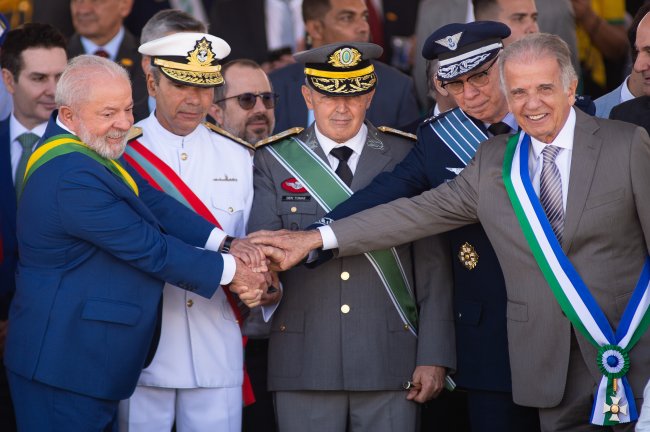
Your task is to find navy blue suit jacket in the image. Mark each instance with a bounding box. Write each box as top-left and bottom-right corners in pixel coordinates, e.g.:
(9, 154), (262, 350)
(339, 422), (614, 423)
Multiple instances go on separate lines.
(324, 111), (513, 392)
(0, 117), (15, 320)
(5, 115), (224, 400)
(270, 61), (420, 133)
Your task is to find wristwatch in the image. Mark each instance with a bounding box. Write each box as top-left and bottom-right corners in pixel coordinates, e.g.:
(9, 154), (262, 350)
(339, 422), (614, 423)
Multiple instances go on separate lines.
(221, 236), (235, 253)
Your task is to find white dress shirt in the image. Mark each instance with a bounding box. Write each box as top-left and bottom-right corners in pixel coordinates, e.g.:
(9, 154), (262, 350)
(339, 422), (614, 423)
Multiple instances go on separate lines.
(10, 114), (47, 183)
(80, 26), (124, 60)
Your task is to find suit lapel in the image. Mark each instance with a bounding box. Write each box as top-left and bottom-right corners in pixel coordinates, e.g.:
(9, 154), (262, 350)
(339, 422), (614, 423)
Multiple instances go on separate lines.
(0, 118), (16, 231)
(352, 122), (391, 190)
(563, 110), (602, 254)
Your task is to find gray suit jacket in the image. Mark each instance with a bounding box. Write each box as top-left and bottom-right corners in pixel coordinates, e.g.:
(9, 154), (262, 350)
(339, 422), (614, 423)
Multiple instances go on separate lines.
(329, 110), (650, 406)
(248, 122), (455, 391)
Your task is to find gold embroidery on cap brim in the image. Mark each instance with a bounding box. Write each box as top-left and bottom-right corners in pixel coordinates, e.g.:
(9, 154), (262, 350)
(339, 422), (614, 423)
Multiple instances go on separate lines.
(161, 66), (224, 86)
(458, 242), (479, 270)
(310, 73), (376, 94)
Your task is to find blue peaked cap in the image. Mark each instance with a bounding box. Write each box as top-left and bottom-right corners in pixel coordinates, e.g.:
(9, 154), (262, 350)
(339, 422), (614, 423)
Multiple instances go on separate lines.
(422, 21), (510, 81)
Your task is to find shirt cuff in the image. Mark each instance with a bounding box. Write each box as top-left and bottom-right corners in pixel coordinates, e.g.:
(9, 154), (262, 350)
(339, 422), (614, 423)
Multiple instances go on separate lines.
(318, 225), (338, 250)
(261, 282), (283, 322)
(205, 228), (227, 252)
(220, 253), (236, 285)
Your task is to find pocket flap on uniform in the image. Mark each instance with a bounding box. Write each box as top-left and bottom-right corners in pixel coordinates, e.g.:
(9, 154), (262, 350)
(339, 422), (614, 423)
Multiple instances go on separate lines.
(455, 300), (482, 326)
(81, 298), (142, 326)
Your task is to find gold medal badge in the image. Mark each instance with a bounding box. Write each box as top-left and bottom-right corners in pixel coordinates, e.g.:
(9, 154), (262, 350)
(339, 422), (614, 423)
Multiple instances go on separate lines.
(458, 242), (479, 270)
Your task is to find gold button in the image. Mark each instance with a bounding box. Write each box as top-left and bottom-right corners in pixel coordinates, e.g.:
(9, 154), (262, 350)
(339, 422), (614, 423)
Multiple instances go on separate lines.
(280, 324), (287, 331)
(340, 271), (350, 281)
(186, 299), (194, 307)
(290, 206), (297, 213)
(228, 207), (234, 213)
(403, 324), (409, 331)
(181, 153), (188, 160)
(341, 304), (350, 314)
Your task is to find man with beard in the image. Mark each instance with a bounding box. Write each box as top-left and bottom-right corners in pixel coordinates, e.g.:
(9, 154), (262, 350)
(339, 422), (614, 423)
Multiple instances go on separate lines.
(210, 59), (276, 145)
(118, 33), (280, 432)
(5, 54), (269, 431)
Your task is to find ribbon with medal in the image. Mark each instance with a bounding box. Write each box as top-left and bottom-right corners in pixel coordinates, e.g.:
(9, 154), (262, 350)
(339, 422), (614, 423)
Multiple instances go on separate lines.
(503, 132), (650, 425)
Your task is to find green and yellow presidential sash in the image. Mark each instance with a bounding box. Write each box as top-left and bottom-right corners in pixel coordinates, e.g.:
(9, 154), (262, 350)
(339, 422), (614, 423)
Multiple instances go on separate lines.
(21, 133), (138, 199)
(503, 132), (650, 426)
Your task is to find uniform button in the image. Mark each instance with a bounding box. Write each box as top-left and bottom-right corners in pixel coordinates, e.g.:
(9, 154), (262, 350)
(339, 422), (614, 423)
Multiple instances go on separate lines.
(228, 207), (234, 213)
(186, 299), (194, 307)
(403, 324), (410, 331)
(280, 324), (287, 331)
(290, 206), (297, 213)
(341, 304), (350, 314)
(340, 271), (350, 281)
(181, 153), (188, 161)
(458, 313), (462, 319)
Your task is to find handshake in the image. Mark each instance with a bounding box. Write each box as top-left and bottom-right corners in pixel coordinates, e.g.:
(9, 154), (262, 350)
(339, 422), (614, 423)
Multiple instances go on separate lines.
(225, 230), (325, 307)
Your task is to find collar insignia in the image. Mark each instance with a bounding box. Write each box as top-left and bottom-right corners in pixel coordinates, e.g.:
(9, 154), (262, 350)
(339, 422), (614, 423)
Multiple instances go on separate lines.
(435, 32), (463, 51)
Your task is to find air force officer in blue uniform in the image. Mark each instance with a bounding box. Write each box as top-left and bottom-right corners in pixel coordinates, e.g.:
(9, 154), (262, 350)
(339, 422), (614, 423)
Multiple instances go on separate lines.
(5, 55), (268, 431)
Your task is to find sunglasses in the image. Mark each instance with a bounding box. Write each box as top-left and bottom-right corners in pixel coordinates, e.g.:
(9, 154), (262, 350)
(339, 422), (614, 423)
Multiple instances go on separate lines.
(215, 92), (279, 110)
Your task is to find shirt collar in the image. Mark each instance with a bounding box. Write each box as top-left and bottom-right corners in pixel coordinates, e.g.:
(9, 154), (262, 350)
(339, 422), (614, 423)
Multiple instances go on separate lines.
(530, 107), (576, 159)
(620, 75), (635, 102)
(483, 112), (518, 133)
(10, 113), (47, 143)
(314, 122), (368, 158)
(146, 110), (205, 148)
(80, 26), (125, 61)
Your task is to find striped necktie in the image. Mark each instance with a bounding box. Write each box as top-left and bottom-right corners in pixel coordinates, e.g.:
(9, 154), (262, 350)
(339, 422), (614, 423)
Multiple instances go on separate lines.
(15, 132), (40, 194)
(540, 145), (564, 243)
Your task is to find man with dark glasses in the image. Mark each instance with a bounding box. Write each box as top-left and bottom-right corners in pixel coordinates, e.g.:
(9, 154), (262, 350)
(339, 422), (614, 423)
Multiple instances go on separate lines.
(118, 32), (280, 432)
(210, 59), (277, 145)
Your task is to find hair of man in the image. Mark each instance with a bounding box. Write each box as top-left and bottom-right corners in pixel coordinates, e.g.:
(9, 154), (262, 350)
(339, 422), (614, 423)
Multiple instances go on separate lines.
(302, 0), (331, 22)
(472, 0), (500, 20)
(56, 54), (130, 109)
(629, 3), (650, 62)
(140, 9), (207, 45)
(1, 23), (67, 78)
(213, 58), (269, 107)
(498, 32), (577, 93)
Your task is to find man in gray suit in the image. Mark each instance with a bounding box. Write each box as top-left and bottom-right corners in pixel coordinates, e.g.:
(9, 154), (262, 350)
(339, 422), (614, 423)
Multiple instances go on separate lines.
(248, 42), (455, 432)
(254, 33), (650, 431)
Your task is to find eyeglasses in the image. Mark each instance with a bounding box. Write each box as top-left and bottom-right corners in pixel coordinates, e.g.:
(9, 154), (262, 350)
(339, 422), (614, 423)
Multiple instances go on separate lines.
(215, 92), (279, 110)
(441, 57), (498, 95)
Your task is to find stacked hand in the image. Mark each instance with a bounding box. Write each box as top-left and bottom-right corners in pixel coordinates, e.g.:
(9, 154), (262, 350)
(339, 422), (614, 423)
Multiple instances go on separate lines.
(248, 229), (324, 271)
(226, 238), (284, 307)
(405, 365), (447, 403)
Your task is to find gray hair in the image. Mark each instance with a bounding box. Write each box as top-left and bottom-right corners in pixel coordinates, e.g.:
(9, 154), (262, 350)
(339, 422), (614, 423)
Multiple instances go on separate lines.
(498, 33), (577, 94)
(140, 9), (206, 44)
(56, 55), (131, 108)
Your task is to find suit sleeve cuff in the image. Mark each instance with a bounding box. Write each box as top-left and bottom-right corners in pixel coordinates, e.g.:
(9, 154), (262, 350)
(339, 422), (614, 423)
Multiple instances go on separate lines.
(220, 254), (236, 285)
(205, 228), (227, 252)
(318, 225), (338, 250)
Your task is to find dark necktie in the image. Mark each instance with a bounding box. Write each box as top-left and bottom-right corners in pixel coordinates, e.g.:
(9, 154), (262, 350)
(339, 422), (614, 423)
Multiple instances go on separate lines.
(487, 122), (511, 136)
(15, 132), (40, 194)
(94, 49), (109, 58)
(540, 145), (564, 243)
(330, 146), (354, 187)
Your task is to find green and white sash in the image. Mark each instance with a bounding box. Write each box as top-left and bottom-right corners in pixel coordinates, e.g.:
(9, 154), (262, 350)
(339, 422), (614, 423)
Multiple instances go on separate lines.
(503, 132), (650, 426)
(267, 137), (418, 336)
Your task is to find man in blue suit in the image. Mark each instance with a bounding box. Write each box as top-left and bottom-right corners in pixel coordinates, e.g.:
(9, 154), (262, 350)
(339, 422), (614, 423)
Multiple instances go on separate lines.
(270, 0), (419, 132)
(0, 23), (68, 431)
(307, 22), (540, 432)
(5, 54), (270, 431)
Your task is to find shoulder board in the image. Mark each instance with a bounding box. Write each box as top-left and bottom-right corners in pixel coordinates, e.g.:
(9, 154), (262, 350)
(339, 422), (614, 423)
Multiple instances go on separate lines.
(377, 126), (416, 141)
(255, 127), (304, 149)
(126, 126), (143, 142)
(203, 122), (254, 151)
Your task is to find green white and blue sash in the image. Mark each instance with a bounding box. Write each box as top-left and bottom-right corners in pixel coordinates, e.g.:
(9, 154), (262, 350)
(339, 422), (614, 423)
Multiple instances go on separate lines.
(428, 108), (486, 165)
(267, 137), (418, 337)
(503, 132), (650, 426)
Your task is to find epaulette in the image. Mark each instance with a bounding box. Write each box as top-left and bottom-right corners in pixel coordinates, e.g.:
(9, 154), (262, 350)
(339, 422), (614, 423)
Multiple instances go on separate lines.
(255, 127), (304, 149)
(377, 126), (417, 141)
(203, 121), (254, 151)
(126, 126), (143, 142)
